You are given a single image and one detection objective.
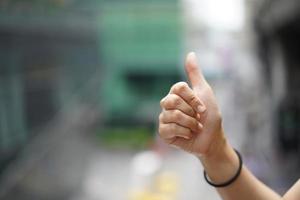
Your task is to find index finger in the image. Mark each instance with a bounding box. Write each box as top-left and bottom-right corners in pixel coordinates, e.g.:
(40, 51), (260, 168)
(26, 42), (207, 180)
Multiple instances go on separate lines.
(170, 82), (206, 113)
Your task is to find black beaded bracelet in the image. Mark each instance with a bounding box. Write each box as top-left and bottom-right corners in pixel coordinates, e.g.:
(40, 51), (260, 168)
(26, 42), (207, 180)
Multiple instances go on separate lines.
(203, 149), (243, 188)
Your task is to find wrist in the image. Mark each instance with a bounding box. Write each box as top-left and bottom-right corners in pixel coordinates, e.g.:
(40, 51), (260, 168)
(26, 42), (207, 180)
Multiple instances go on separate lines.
(200, 128), (227, 161)
(197, 130), (240, 184)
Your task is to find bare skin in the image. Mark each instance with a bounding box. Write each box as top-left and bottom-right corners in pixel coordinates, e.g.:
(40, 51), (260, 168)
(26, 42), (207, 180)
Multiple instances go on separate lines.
(158, 52), (300, 200)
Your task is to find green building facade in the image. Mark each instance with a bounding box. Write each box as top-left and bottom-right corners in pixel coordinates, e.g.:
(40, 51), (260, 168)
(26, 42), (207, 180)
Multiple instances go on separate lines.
(0, 0), (182, 164)
(99, 1), (183, 124)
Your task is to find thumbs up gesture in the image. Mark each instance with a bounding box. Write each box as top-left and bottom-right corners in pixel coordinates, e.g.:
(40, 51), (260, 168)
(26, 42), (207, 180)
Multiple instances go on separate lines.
(159, 52), (224, 157)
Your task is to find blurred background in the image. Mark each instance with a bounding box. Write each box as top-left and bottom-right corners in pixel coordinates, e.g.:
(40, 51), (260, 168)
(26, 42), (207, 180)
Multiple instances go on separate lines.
(0, 0), (299, 199)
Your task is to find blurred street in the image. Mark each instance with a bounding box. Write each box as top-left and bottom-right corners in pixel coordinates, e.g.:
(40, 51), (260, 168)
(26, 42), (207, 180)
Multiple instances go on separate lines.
(1, 0), (300, 200)
(0, 73), (291, 200)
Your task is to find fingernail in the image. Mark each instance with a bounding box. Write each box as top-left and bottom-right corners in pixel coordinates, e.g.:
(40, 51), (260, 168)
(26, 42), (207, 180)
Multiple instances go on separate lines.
(188, 52), (196, 61)
(198, 123), (203, 130)
(197, 105), (206, 113)
(196, 113), (201, 121)
(184, 136), (191, 140)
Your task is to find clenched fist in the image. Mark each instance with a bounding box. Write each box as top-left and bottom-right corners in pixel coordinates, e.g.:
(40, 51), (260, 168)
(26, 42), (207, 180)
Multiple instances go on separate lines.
(158, 52), (224, 157)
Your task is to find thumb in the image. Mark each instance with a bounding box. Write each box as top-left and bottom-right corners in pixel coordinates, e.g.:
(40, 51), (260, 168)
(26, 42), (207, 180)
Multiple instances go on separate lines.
(185, 52), (206, 88)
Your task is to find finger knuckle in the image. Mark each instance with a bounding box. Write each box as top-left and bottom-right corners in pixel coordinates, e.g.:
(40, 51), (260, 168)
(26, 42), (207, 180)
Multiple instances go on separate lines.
(158, 124), (166, 135)
(159, 124), (175, 139)
(160, 100), (164, 108)
(170, 94), (181, 107)
(160, 96), (167, 108)
(163, 100), (171, 109)
(158, 113), (164, 122)
(173, 82), (188, 93)
(190, 95), (200, 106)
(162, 95), (181, 109)
(169, 123), (178, 132)
(173, 110), (182, 121)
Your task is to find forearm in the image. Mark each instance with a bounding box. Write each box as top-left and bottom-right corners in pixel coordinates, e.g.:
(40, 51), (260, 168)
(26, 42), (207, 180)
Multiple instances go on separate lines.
(199, 130), (282, 200)
(159, 52), (299, 200)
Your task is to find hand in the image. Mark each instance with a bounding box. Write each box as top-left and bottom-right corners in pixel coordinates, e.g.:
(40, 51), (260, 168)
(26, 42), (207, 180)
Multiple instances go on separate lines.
(158, 52), (224, 157)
